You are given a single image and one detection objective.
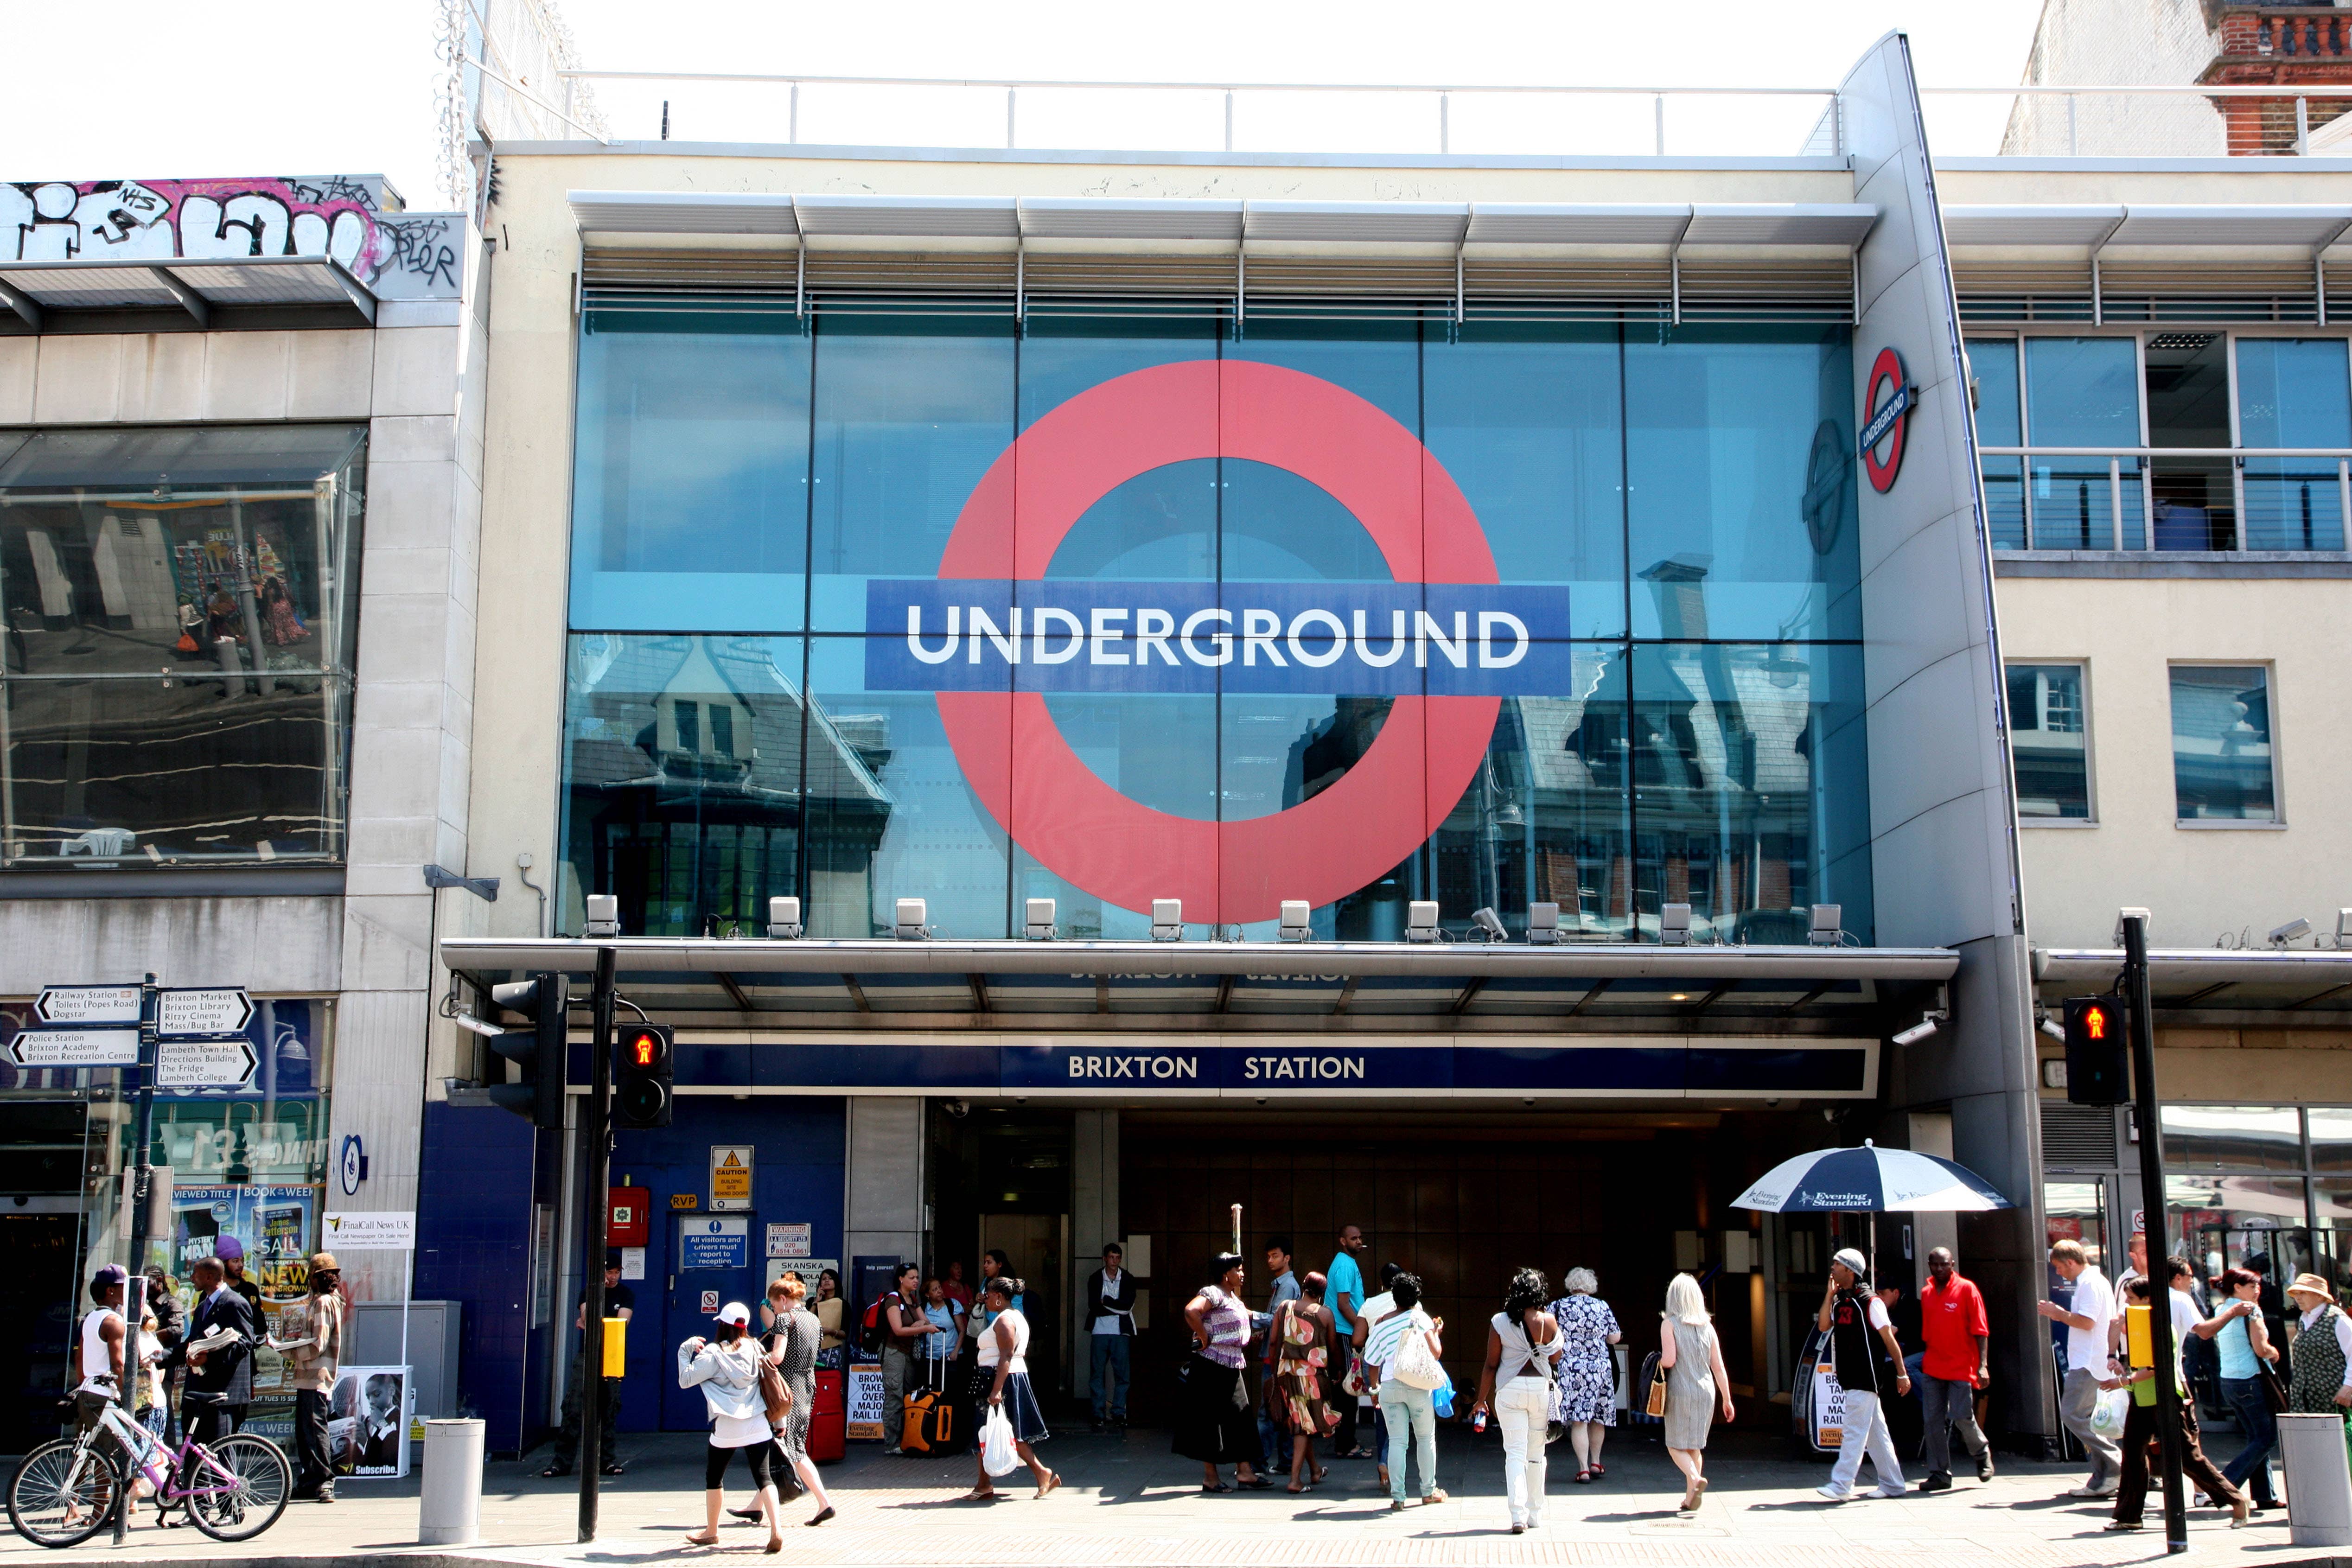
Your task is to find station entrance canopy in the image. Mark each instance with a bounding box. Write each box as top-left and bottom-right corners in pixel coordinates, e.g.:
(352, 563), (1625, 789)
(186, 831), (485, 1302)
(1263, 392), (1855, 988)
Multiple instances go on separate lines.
(436, 937), (1954, 1102)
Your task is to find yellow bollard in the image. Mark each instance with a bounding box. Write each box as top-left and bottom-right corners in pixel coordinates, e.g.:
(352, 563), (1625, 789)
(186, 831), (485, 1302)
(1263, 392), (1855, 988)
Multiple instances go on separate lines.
(602, 1316), (626, 1377)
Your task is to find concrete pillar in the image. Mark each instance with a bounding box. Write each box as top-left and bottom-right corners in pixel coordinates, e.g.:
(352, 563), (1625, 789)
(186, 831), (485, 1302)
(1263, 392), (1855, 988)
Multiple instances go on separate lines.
(844, 1098), (926, 1271)
(1070, 1110), (1120, 1393)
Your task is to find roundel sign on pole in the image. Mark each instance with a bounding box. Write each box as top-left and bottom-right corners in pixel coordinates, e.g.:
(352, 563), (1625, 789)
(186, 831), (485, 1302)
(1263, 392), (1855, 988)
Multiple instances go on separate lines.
(905, 358), (1548, 927)
(1858, 346), (1913, 493)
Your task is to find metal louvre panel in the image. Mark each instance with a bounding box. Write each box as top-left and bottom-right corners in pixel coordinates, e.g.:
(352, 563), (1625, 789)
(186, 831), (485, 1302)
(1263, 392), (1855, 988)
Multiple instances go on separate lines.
(2040, 1101), (2119, 1168)
(1675, 261), (1855, 324)
(2096, 262), (2320, 324)
(580, 247), (797, 304)
(1020, 254), (1237, 296)
(1952, 262), (2095, 325)
(1462, 258), (1669, 323)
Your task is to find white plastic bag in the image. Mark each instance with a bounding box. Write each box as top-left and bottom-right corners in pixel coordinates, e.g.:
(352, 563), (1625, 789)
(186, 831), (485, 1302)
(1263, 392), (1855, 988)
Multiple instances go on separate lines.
(2090, 1388), (2130, 1441)
(981, 1405), (1020, 1476)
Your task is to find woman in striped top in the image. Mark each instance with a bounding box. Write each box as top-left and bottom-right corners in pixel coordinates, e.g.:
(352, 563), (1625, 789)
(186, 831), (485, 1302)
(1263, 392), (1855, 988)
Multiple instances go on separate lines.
(1173, 1252), (1270, 1492)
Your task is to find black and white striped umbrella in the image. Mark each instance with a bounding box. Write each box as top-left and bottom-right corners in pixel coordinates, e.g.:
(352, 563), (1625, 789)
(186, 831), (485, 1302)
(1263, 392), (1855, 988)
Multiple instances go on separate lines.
(1730, 1140), (2013, 1213)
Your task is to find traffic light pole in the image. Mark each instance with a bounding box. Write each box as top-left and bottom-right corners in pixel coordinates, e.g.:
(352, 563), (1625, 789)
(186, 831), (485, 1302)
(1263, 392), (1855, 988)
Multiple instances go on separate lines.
(2123, 912), (2189, 1556)
(115, 971), (160, 1548)
(578, 945), (616, 1543)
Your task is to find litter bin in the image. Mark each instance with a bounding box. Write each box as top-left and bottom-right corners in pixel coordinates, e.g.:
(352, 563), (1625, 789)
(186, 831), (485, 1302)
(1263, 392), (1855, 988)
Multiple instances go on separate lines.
(2280, 1412), (2352, 1548)
(809, 1368), (846, 1463)
(417, 1418), (484, 1546)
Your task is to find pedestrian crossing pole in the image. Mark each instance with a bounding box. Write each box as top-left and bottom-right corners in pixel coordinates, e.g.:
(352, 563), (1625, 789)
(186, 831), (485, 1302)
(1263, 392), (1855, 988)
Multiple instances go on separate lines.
(579, 946), (617, 1543)
(2122, 910), (2188, 1556)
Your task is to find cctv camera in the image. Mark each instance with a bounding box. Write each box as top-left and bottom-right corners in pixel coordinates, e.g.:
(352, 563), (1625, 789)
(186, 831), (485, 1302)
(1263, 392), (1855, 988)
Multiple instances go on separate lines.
(2039, 1016), (2066, 1041)
(2269, 917), (2314, 948)
(943, 1099), (970, 1119)
(1892, 1016), (1940, 1046)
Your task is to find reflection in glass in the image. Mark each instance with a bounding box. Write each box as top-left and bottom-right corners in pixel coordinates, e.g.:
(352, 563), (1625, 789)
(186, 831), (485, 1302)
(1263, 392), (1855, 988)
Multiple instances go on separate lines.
(2161, 1103), (2303, 1170)
(2170, 665), (2275, 821)
(571, 310), (811, 633)
(2237, 338), (2352, 551)
(559, 635), (814, 937)
(1970, 338), (2027, 549)
(803, 635), (1009, 939)
(2314, 1179), (2352, 1296)
(1625, 325), (1858, 642)
(1018, 315), (1221, 434)
(1222, 463), (1390, 585)
(2026, 338), (2141, 447)
(1423, 322), (1627, 637)
(1220, 695), (1397, 824)
(1629, 643), (1872, 944)
(2006, 663), (2091, 819)
(2167, 1173), (2313, 1303)
(2308, 1108), (2352, 1171)
(0, 427), (365, 865)
(1225, 321), (1419, 432)
(809, 316), (1016, 630)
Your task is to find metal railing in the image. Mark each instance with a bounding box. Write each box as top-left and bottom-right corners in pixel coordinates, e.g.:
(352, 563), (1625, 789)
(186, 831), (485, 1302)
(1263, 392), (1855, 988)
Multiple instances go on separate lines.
(548, 70), (2352, 159)
(1980, 445), (2352, 552)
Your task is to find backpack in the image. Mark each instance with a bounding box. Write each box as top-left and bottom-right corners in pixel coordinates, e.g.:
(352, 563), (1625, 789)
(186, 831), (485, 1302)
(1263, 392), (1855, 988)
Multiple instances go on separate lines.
(861, 1291), (907, 1356)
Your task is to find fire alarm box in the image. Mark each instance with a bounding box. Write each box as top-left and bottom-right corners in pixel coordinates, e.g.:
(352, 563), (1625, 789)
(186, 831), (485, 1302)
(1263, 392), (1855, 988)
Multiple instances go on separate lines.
(608, 1186), (652, 1248)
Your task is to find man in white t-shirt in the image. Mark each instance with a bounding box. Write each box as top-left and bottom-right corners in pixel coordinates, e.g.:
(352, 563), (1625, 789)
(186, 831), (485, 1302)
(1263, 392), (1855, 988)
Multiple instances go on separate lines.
(2037, 1239), (2121, 1498)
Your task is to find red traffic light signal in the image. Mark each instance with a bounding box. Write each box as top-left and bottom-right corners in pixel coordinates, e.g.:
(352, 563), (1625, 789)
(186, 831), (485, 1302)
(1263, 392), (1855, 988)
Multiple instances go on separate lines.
(616, 1023), (673, 1128)
(2063, 996), (2128, 1105)
(625, 1027), (669, 1071)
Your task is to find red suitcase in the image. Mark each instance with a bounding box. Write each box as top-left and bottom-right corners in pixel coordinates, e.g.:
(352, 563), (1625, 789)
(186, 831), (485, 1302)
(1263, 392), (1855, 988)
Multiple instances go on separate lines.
(809, 1367), (846, 1463)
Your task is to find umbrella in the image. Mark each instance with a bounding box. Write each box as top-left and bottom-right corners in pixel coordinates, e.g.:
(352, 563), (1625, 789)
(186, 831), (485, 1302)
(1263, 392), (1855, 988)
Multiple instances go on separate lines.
(1730, 1140), (2015, 1216)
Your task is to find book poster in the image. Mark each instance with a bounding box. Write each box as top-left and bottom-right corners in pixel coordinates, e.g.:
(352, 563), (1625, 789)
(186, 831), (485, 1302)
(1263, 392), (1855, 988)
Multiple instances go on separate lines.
(171, 1183), (319, 1399)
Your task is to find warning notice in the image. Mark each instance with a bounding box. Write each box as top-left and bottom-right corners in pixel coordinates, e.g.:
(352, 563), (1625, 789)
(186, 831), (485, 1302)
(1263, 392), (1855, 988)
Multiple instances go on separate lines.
(710, 1145), (752, 1211)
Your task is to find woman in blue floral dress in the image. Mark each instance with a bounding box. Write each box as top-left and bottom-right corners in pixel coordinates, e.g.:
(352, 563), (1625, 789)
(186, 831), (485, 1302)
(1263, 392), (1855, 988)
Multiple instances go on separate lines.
(1549, 1268), (1623, 1483)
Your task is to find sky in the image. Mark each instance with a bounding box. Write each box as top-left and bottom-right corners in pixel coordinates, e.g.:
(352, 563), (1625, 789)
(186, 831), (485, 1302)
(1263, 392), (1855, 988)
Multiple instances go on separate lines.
(2, 0), (2051, 212)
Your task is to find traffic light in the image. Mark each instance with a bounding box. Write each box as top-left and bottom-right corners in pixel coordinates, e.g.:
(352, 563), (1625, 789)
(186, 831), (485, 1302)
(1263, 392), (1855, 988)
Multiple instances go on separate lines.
(2064, 995), (2129, 1106)
(616, 1023), (674, 1128)
(482, 972), (567, 1128)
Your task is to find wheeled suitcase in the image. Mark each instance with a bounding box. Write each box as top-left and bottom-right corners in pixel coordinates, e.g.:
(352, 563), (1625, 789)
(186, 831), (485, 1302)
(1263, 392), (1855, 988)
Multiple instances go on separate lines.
(901, 1357), (961, 1456)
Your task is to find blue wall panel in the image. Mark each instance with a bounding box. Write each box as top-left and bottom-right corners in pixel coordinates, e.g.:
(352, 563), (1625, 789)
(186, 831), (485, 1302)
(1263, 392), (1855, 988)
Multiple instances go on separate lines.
(415, 1102), (538, 1455)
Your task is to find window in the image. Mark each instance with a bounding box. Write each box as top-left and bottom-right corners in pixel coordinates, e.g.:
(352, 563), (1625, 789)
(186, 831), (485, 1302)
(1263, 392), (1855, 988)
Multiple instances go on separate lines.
(2026, 336), (2144, 550)
(1970, 338), (2024, 548)
(2144, 332), (2233, 549)
(2236, 338), (2351, 551)
(2170, 664), (2276, 822)
(0, 426), (365, 867)
(2005, 662), (2091, 820)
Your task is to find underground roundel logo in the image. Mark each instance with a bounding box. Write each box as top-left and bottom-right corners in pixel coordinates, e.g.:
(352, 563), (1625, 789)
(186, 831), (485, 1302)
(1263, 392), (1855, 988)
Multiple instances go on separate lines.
(867, 358), (1578, 926)
(1858, 346), (1912, 494)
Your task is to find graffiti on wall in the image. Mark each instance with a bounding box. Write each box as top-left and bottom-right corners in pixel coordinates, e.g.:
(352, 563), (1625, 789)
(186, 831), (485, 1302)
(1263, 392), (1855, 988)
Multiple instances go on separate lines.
(0, 177), (398, 284)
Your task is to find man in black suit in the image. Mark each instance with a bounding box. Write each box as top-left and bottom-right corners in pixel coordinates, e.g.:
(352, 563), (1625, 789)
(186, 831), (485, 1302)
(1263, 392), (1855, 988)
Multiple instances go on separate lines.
(167, 1254), (258, 1468)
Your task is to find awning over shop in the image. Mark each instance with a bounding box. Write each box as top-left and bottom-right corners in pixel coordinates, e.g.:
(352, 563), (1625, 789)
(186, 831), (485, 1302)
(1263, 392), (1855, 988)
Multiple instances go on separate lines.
(2034, 947), (2352, 1014)
(0, 255), (377, 332)
(438, 935), (1953, 1026)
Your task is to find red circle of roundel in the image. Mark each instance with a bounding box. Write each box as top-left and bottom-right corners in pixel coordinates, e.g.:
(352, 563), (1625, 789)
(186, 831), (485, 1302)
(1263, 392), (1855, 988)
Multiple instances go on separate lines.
(1862, 346), (1909, 494)
(933, 358), (1501, 927)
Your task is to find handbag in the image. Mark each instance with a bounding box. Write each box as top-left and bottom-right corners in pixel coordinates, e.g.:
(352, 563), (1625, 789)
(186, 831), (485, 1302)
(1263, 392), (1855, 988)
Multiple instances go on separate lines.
(1390, 1315), (1446, 1391)
(1645, 1364), (1670, 1419)
(2256, 1356), (2289, 1415)
(756, 1333), (792, 1425)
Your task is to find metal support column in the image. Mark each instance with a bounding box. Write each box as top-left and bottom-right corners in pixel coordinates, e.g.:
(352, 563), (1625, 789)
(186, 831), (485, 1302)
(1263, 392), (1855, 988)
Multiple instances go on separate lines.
(576, 946), (616, 1542)
(2123, 912), (2188, 1556)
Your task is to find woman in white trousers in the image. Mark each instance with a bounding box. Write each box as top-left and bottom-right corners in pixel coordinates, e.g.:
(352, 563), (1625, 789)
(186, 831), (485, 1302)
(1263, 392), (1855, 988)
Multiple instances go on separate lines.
(1469, 1267), (1565, 1534)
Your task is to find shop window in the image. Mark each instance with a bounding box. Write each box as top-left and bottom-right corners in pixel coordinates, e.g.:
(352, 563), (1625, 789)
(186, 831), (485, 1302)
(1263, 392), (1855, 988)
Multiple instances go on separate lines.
(2005, 662), (2091, 821)
(0, 426), (365, 867)
(2169, 664), (2276, 822)
(2235, 338), (2351, 551)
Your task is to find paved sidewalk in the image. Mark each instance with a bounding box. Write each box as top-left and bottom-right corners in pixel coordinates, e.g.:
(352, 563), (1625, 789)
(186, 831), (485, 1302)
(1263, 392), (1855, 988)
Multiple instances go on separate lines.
(0, 1424), (2318, 1567)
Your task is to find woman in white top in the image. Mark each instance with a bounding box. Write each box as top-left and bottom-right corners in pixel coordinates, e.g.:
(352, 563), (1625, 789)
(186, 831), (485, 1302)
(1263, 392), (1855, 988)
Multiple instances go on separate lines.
(963, 1275), (1059, 1502)
(679, 1302), (783, 1551)
(1470, 1267), (1566, 1535)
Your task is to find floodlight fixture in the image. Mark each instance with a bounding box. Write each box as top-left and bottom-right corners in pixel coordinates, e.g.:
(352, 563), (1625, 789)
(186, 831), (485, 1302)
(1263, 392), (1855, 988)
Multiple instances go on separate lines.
(895, 898), (930, 940)
(584, 894), (621, 938)
(1808, 904), (1843, 946)
(1278, 900), (1313, 943)
(767, 896), (803, 940)
(1151, 899), (1184, 941)
(1526, 903), (1561, 945)
(1405, 901), (1441, 943)
(1026, 898), (1058, 941)
(1471, 906), (1509, 943)
(1660, 903), (1692, 947)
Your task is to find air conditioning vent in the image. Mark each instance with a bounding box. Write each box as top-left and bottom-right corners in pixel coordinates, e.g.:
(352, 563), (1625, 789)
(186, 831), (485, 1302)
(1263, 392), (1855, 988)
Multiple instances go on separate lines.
(2041, 1101), (2119, 1168)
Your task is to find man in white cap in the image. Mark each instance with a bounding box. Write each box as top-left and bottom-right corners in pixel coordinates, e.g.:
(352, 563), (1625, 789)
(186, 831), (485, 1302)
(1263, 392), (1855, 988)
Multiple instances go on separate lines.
(1814, 1247), (1910, 1501)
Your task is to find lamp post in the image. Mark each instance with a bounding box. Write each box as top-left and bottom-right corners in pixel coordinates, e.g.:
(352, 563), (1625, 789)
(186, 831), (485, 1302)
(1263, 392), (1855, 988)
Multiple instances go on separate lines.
(2122, 908), (2188, 1556)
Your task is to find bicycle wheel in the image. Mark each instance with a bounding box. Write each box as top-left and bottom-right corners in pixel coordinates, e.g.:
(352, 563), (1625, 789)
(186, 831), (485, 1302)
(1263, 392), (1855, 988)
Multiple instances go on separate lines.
(180, 1433), (291, 1543)
(7, 1439), (121, 1549)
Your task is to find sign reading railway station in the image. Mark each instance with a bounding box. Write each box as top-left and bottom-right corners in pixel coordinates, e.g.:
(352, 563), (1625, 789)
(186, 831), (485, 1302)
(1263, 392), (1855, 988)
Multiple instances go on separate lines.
(34, 985), (142, 1024)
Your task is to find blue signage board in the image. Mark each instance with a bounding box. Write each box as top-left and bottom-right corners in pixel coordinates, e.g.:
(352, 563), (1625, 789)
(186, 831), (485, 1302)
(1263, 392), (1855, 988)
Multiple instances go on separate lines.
(678, 1217), (750, 1271)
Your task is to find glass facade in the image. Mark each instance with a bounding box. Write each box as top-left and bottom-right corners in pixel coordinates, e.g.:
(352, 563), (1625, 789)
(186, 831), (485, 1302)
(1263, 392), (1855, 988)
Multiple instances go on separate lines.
(2006, 662), (2091, 820)
(0, 426), (366, 865)
(561, 309), (1871, 941)
(2170, 664), (2275, 822)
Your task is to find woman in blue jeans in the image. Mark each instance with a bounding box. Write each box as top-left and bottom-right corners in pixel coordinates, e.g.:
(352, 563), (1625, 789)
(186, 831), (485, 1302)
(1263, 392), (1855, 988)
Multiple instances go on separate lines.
(2212, 1266), (2281, 1511)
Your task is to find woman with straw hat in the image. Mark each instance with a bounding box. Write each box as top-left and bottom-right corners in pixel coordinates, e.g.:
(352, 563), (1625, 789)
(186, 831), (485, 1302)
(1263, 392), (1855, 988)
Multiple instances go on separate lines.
(2286, 1273), (2352, 1417)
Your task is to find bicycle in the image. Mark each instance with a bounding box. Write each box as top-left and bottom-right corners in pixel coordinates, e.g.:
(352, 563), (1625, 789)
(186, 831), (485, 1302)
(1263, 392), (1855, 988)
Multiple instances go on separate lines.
(6, 1395), (291, 1548)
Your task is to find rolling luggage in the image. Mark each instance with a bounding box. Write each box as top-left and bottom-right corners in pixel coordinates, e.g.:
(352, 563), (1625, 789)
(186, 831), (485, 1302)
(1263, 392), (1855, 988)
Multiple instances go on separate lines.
(901, 1356), (960, 1456)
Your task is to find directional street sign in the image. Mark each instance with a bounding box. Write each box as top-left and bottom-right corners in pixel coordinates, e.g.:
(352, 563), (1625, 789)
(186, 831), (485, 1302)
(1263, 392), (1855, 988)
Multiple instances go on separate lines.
(154, 1035), (257, 1090)
(8, 1029), (140, 1069)
(157, 988), (253, 1038)
(34, 986), (142, 1025)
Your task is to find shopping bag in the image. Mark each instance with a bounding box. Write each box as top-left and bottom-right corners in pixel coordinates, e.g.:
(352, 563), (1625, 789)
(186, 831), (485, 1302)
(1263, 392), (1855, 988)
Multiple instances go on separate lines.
(1431, 1368), (1455, 1421)
(981, 1405), (1020, 1476)
(2089, 1388), (2129, 1441)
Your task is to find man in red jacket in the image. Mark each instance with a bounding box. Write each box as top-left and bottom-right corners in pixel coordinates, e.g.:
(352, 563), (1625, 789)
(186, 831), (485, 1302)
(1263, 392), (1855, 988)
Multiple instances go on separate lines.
(1918, 1247), (1994, 1490)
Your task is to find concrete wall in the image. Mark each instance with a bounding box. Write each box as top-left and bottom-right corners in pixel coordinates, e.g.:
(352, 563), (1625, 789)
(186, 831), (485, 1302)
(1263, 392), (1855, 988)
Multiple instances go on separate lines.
(2003, 0), (2226, 155)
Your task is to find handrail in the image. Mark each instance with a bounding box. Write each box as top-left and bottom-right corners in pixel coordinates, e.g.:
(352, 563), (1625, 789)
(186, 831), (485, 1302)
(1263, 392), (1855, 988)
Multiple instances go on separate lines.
(1982, 446), (2352, 459)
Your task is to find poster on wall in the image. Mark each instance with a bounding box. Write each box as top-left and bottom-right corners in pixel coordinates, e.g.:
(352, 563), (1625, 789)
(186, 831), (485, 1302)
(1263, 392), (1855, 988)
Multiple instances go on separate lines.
(845, 1364), (885, 1441)
(330, 1365), (412, 1479)
(172, 1183), (320, 1399)
(771, 1259), (838, 1297)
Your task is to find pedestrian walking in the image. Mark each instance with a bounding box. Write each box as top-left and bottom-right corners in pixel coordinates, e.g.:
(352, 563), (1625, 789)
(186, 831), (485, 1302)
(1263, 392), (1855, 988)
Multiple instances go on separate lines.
(1814, 1247), (1909, 1502)
(1656, 1271), (1733, 1513)
(282, 1251), (346, 1503)
(1548, 1268), (1620, 1484)
(2103, 1272), (2249, 1531)
(679, 1302), (784, 1551)
(732, 1275), (834, 1527)
(1256, 1237), (1300, 1476)
(877, 1262), (928, 1455)
(2037, 1238), (2122, 1498)
(1470, 1267), (1564, 1535)
(1175, 1252), (1269, 1492)
(1325, 1224), (1372, 1460)
(544, 1254), (633, 1477)
(2211, 1266), (2281, 1511)
(1363, 1273), (1446, 1512)
(2286, 1272), (2352, 1417)
(1085, 1243), (1137, 1431)
(1352, 1262), (1403, 1492)
(962, 1275), (1058, 1501)
(72, 1265), (128, 1438)
(216, 1236), (266, 1321)
(1916, 1247), (1994, 1491)
(1268, 1271), (1337, 1492)
(813, 1269), (846, 1367)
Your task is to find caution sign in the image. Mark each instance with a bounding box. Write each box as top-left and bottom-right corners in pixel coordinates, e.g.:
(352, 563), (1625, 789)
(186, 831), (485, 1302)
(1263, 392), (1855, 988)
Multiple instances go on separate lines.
(710, 1145), (752, 1212)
